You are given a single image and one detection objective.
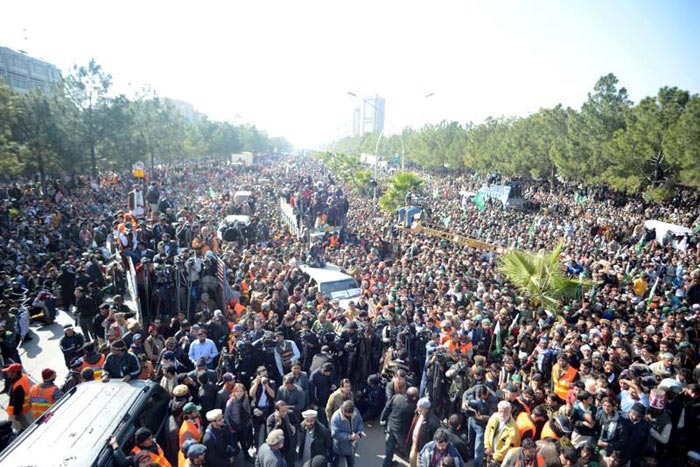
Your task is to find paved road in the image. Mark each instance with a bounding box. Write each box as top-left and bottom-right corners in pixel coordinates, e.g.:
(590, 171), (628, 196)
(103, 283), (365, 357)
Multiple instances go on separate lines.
(1, 309), (73, 421)
(2, 314), (412, 466)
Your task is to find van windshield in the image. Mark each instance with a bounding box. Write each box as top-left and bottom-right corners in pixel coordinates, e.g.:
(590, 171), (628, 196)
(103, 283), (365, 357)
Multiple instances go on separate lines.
(321, 279), (360, 298)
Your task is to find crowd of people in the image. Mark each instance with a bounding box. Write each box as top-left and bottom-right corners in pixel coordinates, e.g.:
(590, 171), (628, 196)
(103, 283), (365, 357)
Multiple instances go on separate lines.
(1, 153), (700, 467)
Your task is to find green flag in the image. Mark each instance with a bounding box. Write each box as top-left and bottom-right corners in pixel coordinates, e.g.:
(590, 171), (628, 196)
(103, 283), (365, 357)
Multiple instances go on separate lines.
(492, 320), (503, 358)
(471, 192), (486, 211)
(442, 216), (452, 228)
(209, 187), (218, 198)
(576, 193), (587, 205)
(635, 236), (645, 253)
(528, 220), (536, 240)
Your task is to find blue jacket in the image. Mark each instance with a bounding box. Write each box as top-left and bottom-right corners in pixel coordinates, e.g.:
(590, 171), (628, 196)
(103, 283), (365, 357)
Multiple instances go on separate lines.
(330, 408), (364, 456)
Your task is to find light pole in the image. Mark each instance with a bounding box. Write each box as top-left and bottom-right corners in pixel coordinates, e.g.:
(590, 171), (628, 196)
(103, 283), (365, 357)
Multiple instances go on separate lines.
(347, 91), (433, 172)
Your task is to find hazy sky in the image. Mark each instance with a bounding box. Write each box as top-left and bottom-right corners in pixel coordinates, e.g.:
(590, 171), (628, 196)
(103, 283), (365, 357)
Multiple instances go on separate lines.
(2, 0), (699, 148)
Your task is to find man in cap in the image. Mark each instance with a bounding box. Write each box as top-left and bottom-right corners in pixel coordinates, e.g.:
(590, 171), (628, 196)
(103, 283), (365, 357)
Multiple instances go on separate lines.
(179, 402), (204, 467)
(28, 368), (63, 420)
(380, 386), (419, 467)
(256, 428), (286, 467)
(110, 426), (172, 467)
(216, 372), (236, 411)
(406, 397), (439, 467)
(186, 443), (207, 467)
(619, 402), (650, 466)
(2, 362), (32, 431)
(101, 339), (141, 382)
(59, 323), (84, 369)
(202, 409), (236, 465)
(298, 409), (332, 466)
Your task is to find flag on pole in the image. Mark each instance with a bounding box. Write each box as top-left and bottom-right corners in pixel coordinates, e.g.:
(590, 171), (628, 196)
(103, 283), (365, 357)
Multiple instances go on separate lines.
(576, 193), (587, 205)
(471, 192), (486, 211)
(635, 236), (645, 253)
(528, 221), (536, 240)
(647, 277), (660, 309)
(492, 320), (503, 357)
(209, 187), (218, 198)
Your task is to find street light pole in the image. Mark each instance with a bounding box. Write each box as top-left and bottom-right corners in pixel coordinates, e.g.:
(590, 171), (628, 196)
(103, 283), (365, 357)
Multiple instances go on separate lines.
(347, 91), (433, 173)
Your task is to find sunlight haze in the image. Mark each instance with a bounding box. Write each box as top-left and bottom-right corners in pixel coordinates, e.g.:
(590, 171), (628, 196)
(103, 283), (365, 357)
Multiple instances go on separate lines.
(2, 0), (699, 149)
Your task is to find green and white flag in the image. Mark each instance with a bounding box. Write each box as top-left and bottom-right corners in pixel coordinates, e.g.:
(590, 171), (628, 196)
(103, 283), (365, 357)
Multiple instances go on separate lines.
(471, 192), (486, 211)
(492, 320), (503, 357)
(528, 220), (536, 240)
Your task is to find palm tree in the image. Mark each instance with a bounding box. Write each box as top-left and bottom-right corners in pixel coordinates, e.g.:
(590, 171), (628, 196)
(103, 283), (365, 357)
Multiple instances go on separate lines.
(349, 169), (373, 196)
(499, 243), (587, 314)
(378, 172), (425, 213)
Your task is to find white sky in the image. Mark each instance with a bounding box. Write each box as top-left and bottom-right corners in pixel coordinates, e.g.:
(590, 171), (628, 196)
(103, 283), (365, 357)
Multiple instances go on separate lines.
(2, 0), (699, 148)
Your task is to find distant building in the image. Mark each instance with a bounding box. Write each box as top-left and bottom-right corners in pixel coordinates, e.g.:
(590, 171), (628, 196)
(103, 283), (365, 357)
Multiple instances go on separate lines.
(362, 95), (385, 134)
(0, 46), (62, 94)
(162, 97), (203, 124)
(352, 106), (361, 137)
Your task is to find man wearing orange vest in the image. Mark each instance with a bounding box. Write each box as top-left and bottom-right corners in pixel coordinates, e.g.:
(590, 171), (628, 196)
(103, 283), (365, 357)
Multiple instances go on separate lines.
(2, 362), (33, 431)
(78, 342), (106, 380)
(178, 402), (203, 467)
(501, 438), (545, 467)
(110, 426), (172, 467)
(28, 368), (63, 420)
(551, 352), (578, 402)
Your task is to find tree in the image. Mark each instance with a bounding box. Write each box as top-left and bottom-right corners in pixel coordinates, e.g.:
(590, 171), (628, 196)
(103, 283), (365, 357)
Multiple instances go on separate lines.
(64, 59), (113, 177)
(562, 74), (631, 182)
(12, 89), (63, 180)
(378, 172), (425, 213)
(665, 94), (700, 186)
(499, 244), (585, 314)
(603, 87), (690, 191)
(0, 81), (23, 177)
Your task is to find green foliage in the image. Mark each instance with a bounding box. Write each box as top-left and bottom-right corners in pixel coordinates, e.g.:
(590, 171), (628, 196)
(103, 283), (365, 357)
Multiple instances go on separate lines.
(0, 60), (290, 179)
(643, 184), (675, 203)
(499, 244), (586, 313)
(378, 172), (425, 214)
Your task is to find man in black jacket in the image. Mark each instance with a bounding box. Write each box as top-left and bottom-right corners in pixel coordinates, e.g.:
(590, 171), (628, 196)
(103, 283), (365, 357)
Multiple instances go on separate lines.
(101, 339), (141, 382)
(308, 362), (335, 426)
(445, 414), (469, 463)
(203, 409), (236, 465)
(380, 386), (419, 467)
(75, 286), (97, 341)
(266, 400), (296, 467)
(297, 409), (332, 465)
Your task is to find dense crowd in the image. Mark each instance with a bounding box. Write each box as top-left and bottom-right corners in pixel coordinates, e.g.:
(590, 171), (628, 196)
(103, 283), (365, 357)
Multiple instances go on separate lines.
(2, 154), (700, 467)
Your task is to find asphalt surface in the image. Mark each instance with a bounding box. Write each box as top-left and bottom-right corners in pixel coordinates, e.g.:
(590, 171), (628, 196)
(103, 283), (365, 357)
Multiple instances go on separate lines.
(2, 313), (427, 467)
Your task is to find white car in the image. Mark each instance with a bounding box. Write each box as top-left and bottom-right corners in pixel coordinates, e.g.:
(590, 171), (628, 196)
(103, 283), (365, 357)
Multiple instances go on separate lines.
(299, 263), (361, 309)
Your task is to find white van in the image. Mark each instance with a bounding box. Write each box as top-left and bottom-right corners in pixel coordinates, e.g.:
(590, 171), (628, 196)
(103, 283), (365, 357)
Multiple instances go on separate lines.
(299, 263), (361, 309)
(0, 380), (170, 467)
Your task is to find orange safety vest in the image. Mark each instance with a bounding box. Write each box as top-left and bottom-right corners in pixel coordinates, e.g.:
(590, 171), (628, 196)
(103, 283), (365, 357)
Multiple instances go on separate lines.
(29, 383), (58, 419)
(7, 374), (31, 416)
(539, 420), (559, 441)
(515, 411), (536, 439)
(79, 354), (106, 380)
(553, 365), (578, 400)
(178, 418), (202, 467)
(131, 444), (172, 467)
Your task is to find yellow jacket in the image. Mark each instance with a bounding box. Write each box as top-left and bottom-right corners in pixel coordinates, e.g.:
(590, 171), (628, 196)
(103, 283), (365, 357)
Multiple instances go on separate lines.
(485, 413), (521, 462)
